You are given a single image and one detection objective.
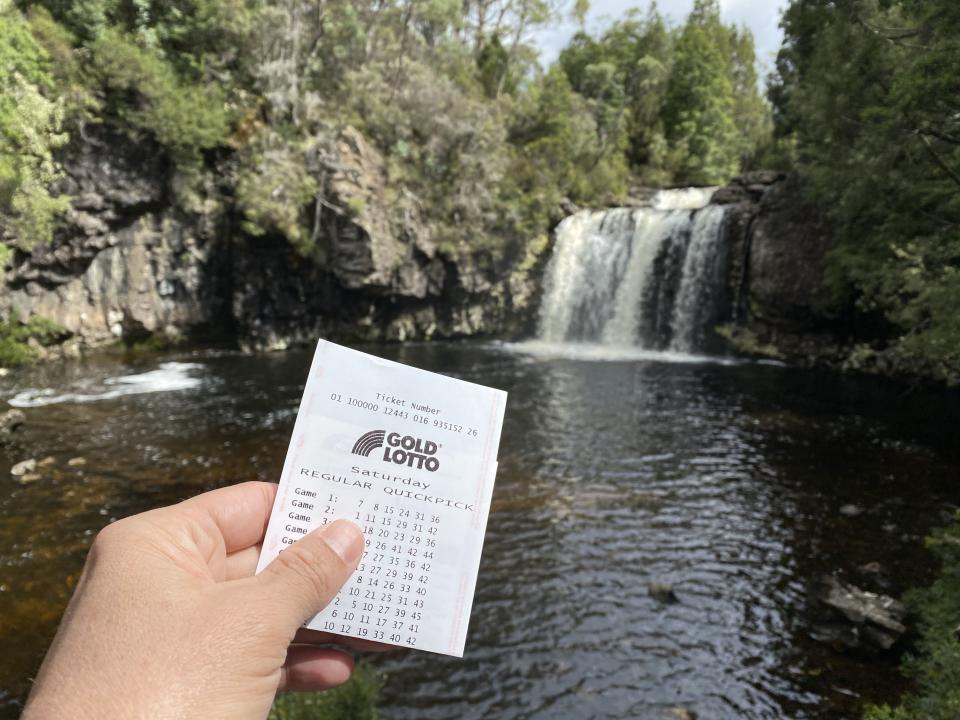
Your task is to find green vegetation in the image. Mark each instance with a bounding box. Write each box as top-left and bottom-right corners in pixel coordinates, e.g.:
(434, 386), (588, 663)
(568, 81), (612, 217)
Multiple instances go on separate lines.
(0, 316), (67, 366)
(770, 0), (960, 384)
(715, 324), (784, 361)
(557, 0), (767, 186)
(88, 27), (231, 166)
(268, 662), (382, 720)
(0, 0), (775, 365)
(865, 515), (960, 720)
(0, 0), (70, 248)
(0, 0), (768, 267)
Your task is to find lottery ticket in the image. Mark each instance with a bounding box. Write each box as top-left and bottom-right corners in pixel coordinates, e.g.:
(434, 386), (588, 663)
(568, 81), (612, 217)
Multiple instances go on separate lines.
(256, 340), (507, 656)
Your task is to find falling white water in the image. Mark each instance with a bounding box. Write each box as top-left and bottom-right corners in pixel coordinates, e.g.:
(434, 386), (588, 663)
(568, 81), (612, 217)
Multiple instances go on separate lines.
(601, 211), (689, 346)
(538, 209), (634, 343)
(535, 187), (726, 354)
(669, 205), (727, 352)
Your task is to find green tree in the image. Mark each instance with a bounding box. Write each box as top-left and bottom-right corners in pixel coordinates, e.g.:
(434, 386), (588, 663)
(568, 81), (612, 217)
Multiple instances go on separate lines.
(559, 6), (672, 179)
(559, 2), (766, 185)
(728, 25), (769, 169)
(865, 515), (960, 719)
(661, 0), (740, 184)
(476, 34), (511, 98)
(89, 28), (231, 165)
(771, 0), (960, 383)
(502, 64), (627, 237)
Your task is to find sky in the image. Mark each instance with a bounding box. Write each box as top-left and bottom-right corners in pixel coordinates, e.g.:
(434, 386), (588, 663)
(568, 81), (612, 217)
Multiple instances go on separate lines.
(532, 0), (789, 76)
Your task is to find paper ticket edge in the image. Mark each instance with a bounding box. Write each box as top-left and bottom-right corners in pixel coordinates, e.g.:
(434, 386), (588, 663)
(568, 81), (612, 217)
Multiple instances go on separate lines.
(447, 459), (500, 657)
(255, 340), (330, 574)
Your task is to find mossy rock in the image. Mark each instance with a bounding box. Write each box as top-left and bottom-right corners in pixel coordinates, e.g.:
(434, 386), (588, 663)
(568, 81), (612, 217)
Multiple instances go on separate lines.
(0, 318), (69, 368)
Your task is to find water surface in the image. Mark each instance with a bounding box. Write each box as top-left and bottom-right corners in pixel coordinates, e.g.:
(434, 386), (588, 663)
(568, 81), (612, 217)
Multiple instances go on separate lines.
(1, 343), (958, 719)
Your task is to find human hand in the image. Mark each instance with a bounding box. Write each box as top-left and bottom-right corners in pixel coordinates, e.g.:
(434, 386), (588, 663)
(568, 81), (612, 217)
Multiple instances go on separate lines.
(23, 481), (379, 720)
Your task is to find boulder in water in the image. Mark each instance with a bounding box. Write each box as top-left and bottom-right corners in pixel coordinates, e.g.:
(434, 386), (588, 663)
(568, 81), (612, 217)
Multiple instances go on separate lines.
(814, 575), (906, 651)
(11, 458), (36, 477)
(663, 707), (697, 720)
(649, 582), (679, 604)
(0, 409), (25, 438)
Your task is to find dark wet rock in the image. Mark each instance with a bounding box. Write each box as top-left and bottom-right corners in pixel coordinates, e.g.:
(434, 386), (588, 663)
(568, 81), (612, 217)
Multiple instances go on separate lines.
(649, 582), (678, 604)
(711, 171), (785, 206)
(739, 170), (787, 186)
(0, 409), (25, 437)
(839, 504), (864, 517)
(559, 197), (580, 216)
(709, 184), (749, 205)
(814, 575), (906, 652)
(856, 561), (895, 594)
(2, 124), (551, 354)
(10, 458), (36, 477)
(2, 131), (223, 348)
(732, 175), (835, 329)
(809, 622), (861, 651)
(716, 173), (859, 370)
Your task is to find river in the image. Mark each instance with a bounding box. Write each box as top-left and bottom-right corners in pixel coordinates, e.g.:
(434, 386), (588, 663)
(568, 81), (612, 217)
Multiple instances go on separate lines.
(1, 342), (958, 719)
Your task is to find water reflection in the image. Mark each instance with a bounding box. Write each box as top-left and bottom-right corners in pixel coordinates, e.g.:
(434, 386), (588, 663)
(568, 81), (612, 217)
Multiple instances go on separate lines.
(0, 344), (958, 719)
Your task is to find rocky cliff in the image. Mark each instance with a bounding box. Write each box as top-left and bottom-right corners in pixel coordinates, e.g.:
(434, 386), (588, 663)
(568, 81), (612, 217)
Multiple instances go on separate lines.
(713, 171), (856, 366)
(0, 126), (550, 356)
(1, 125), (862, 371)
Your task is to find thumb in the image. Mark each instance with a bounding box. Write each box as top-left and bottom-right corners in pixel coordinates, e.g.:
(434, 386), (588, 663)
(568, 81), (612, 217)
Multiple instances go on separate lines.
(256, 520), (364, 631)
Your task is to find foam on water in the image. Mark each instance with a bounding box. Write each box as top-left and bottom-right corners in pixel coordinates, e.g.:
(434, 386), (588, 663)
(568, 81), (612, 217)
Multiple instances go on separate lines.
(499, 340), (742, 366)
(8, 362), (203, 408)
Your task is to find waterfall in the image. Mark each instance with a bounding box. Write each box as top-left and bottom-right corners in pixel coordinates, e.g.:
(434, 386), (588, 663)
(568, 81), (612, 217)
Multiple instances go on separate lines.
(536, 188), (726, 354)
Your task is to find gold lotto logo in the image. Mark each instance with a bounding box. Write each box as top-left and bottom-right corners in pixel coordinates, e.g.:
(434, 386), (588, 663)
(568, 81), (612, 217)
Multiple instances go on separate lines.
(351, 430), (440, 472)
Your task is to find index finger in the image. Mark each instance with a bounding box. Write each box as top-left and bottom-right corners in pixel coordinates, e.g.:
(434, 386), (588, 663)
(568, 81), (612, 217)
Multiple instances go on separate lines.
(176, 481), (278, 553)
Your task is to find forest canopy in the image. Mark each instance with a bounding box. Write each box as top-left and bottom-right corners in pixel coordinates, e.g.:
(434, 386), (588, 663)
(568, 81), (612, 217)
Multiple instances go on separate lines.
(0, 0), (768, 255)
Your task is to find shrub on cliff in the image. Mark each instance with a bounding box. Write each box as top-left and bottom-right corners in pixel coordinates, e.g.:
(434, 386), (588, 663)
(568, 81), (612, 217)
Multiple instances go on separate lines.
(0, 0), (70, 248)
(0, 316), (67, 366)
(89, 28), (232, 167)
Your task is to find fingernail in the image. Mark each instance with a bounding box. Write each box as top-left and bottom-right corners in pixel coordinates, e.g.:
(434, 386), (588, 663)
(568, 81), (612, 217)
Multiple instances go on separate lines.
(320, 520), (364, 564)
